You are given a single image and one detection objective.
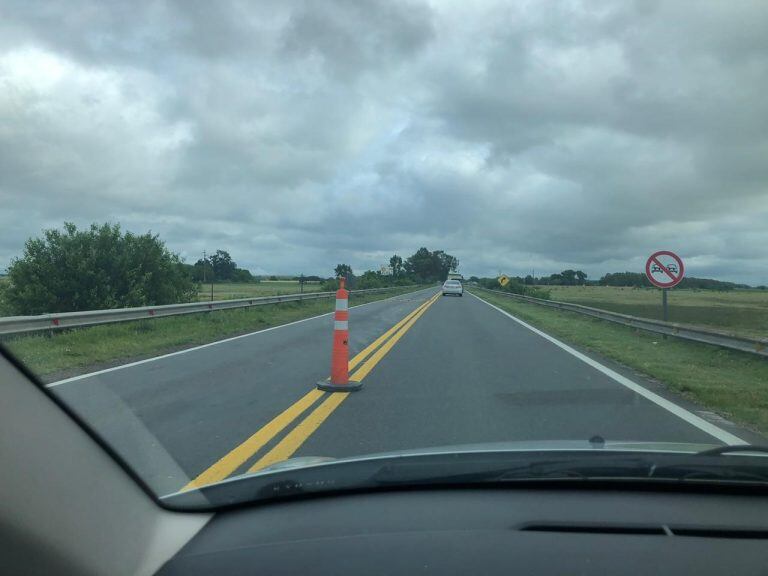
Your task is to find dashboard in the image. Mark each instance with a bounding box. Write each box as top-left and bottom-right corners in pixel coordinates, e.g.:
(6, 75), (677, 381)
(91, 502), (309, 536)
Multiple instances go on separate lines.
(157, 487), (768, 575)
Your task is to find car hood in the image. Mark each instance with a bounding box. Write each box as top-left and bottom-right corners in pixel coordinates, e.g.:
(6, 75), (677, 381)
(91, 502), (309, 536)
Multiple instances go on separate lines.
(163, 439), (768, 510)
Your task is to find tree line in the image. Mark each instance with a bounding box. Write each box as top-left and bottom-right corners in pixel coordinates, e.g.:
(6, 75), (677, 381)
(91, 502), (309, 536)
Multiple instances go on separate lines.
(10, 221), (748, 316)
(329, 247), (459, 290)
(470, 269), (753, 294)
(1, 224), (461, 314)
(184, 250), (254, 283)
(597, 271), (750, 290)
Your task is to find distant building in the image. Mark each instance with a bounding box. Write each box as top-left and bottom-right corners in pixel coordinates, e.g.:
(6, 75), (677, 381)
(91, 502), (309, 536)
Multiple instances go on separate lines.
(380, 265), (393, 276)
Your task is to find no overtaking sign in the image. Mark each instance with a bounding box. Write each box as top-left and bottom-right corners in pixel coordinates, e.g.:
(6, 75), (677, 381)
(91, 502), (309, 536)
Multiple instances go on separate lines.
(645, 250), (685, 289)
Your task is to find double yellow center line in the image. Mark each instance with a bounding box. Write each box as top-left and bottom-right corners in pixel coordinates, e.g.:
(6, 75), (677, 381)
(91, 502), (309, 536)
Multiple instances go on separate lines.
(183, 291), (440, 491)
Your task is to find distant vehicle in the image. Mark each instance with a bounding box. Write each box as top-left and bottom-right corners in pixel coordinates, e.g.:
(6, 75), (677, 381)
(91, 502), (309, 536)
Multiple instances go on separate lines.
(447, 272), (464, 281)
(442, 279), (463, 297)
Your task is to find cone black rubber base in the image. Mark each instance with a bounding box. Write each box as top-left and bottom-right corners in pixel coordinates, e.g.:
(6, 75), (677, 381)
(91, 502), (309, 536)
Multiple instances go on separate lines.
(317, 380), (363, 392)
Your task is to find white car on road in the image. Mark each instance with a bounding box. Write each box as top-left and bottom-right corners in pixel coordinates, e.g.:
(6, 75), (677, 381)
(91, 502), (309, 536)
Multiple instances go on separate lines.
(442, 279), (463, 297)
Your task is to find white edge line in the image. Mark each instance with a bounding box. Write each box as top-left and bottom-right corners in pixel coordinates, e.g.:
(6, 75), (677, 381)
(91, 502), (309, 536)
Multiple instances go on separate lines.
(46, 287), (435, 389)
(468, 291), (747, 446)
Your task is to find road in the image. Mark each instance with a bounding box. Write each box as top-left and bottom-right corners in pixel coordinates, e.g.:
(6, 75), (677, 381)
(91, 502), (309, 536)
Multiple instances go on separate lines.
(48, 287), (760, 495)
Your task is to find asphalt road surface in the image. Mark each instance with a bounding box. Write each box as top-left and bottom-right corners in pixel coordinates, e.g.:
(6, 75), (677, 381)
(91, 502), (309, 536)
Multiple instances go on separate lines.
(48, 287), (761, 496)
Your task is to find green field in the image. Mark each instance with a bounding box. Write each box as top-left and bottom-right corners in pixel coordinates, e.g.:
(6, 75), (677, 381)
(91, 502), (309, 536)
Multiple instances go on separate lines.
(542, 286), (768, 338)
(3, 286), (422, 381)
(196, 280), (324, 301)
(471, 289), (768, 436)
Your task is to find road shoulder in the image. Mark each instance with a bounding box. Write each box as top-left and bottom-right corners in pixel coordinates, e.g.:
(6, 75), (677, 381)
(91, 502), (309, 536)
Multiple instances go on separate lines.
(469, 289), (768, 445)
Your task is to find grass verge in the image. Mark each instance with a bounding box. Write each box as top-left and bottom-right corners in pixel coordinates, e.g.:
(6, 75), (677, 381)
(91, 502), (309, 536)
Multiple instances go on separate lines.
(471, 289), (768, 437)
(544, 285), (768, 338)
(3, 286), (425, 381)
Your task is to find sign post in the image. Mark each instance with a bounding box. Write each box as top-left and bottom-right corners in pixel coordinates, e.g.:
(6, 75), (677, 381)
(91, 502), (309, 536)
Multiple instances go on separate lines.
(645, 250), (685, 336)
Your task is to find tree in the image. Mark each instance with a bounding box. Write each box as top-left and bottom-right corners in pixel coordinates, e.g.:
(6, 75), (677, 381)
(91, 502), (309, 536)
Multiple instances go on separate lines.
(433, 250), (459, 281)
(208, 250), (236, 281)
(5, 222), (196, 314)
(560, 269), (577, 285)
(404, 247), (434, 281)
(535, 269), (587, 286)
(334, 263), (353, 279)
(231, 268), (253, 282)
(191, 250), (253, 282)
(599, 272), (651, 287)
(542, 273), (563, 285)
(389, 254), (403, 277)
(192, 258), (209, 282)
(403, 247), (459, 282)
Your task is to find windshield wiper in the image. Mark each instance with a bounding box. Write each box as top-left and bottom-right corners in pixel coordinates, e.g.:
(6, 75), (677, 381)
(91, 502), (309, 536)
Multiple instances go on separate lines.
(697, 445), (768, 457)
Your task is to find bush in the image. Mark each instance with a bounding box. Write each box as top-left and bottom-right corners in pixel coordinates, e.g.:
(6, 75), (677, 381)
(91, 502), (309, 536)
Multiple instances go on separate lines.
(4, 222), (196, 314)
(321, 278), (339, 291)
(478, 278), (500, 289)
(525, 287), (551, 300)
(356, 271), (384, 290)
(0, 280), (10, 316)
(476, 277), (550, 300)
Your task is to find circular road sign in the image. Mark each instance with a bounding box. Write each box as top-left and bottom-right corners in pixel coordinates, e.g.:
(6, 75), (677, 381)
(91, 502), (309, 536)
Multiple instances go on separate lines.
(645, 250), (685, 289)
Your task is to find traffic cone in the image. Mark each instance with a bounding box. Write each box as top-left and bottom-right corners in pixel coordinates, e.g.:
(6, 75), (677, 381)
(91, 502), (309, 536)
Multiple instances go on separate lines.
(317, 277), (362, 392)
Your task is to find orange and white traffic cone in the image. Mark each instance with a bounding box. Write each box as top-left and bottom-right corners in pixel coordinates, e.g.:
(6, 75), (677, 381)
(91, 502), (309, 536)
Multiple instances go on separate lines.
(317, 277), (362, 392)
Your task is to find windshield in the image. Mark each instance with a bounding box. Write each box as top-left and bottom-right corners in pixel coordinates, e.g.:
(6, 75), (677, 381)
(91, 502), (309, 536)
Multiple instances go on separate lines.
(2, 1), (767, 510)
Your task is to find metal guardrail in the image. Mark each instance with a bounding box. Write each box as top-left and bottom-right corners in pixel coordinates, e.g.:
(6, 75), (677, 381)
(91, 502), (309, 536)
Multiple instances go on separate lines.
(0, 286), (420, 336)
(472, 286), (768, 358)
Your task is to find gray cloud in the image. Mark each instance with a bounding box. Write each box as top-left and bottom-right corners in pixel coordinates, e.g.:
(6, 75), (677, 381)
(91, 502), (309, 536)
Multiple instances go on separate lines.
(1, 0), (767, 285)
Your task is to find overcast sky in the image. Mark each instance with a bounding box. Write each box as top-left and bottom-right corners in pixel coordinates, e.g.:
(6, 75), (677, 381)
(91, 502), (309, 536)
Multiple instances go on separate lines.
(2, 0), (767, 284)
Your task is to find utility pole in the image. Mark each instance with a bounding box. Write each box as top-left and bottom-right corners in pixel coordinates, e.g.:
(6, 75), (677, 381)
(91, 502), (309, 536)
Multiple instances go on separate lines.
(203, 249), (213, 302)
